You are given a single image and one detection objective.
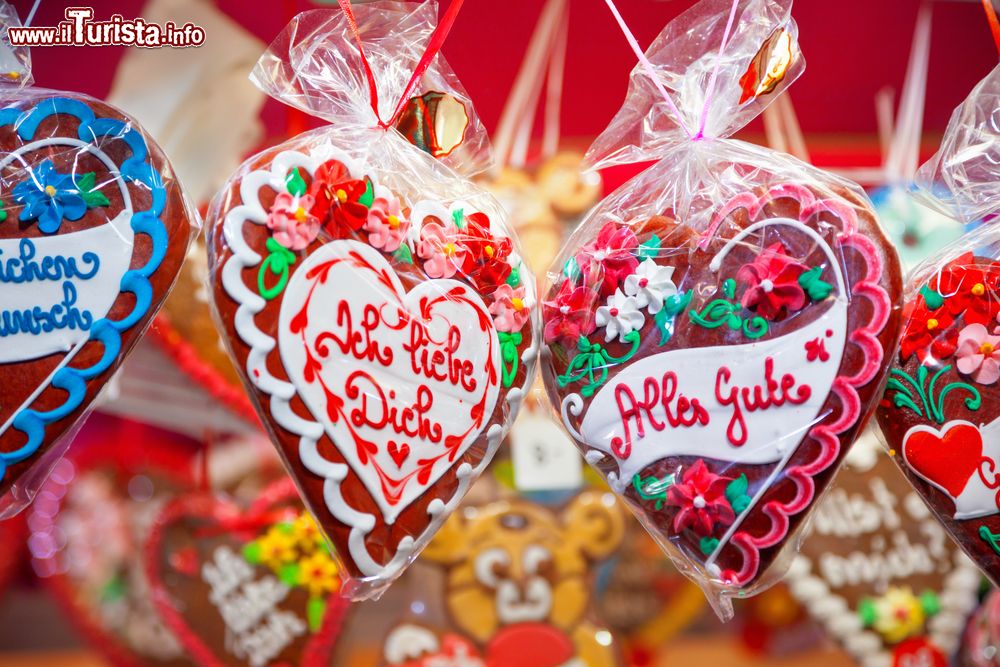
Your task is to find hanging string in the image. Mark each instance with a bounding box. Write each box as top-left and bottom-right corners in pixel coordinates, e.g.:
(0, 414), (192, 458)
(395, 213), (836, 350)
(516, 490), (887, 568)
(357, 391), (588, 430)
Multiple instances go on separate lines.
(602, 0), (694, 139)
(696, 0), (742, 139)
(23, 0), (42, 28)
(336, 0), (466, 129)
(983, 0), (1000, 57)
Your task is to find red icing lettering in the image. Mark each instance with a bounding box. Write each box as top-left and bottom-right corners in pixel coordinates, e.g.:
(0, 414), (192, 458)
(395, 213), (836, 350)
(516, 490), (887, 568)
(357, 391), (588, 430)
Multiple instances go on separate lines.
(715, 358), (811, 446)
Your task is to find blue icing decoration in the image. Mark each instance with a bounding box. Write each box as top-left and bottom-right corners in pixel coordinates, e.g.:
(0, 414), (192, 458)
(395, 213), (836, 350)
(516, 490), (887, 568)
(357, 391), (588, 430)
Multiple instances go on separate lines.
(0, 97), (168, 480)
(0, 238), (100, 283)
(12, 159), (88, 233)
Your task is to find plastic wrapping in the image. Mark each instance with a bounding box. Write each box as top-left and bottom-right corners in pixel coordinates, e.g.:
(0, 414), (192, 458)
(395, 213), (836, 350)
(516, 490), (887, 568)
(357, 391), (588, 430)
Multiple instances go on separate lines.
(0, 5), (198, 517)
(875, 223), (1000, 589)
(539, 0), (902, 618)
(206, 3), (538, 600)
(916, 63), (1000, 225)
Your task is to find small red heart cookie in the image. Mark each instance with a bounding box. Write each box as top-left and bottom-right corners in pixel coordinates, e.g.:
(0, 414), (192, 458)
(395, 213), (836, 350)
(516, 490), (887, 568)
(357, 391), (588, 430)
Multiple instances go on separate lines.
(28, 414), (199, 667)
(786, 433), (981, 667)
(207, 142), (536, 596)
(542, 183), (902, 600)
(146, 478), (349, 667)
(877, 252), (1000, 585)
(0, 94), (193, 500)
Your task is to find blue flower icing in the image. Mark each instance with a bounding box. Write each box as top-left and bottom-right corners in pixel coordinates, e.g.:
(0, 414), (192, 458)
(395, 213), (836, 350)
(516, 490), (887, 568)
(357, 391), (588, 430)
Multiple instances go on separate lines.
(0, 97), (169, 482)
(12, 159), (87, 234)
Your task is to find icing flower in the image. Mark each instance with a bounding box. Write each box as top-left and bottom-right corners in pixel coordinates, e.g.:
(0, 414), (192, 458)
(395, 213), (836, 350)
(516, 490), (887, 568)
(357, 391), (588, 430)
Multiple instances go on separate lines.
(933, 253), (1000, 326)
(266, 192), (320, 250)
(956, 323), (1000, 385)
(12, 159), (89, 234)
(418, 220), (469, 279)
(255, 528), (298, 569)
(868, 587), (927, 644)
(297, 551), (341, 598)
(489, 283), (531, 333)
(575, 222), (640, 297)
(900, 302), (958, 363)
(596, 290), (645, 343)
(665, 460), (734, 537)
(542, 280), (598, 345)
(308, 159), (369, 233)
(364, 195), (409, 252)
(290, 513), (325, 551)
(460, 212), (513, 288)
(623, 258), (678, 314)
(736, 242), (807, 319)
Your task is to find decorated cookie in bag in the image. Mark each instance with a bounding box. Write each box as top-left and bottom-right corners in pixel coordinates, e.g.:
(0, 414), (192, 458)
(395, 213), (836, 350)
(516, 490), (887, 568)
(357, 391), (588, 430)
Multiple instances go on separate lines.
(961, 590), (1000, 667)
(207, 4), (536, 599)
(786, 430), (981, 667)
(146, 478), (349, 667)
(0, 77), (195, 507)
(540, 0), (902, 615)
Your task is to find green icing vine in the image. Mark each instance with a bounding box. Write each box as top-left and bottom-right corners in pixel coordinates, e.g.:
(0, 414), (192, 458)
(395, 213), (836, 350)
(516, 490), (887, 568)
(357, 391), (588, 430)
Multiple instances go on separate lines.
(689, 278), (768, 340)
(654, 291), (693, 346)
(798, 266), (832, 301)
(498, 331), (522, 388)
(557, 330), (641, 397)
(632, 472), (675, 511)
(258, 237), (297, 300)
(980, 526), (1000, 555)
(885, 364), (981, 423)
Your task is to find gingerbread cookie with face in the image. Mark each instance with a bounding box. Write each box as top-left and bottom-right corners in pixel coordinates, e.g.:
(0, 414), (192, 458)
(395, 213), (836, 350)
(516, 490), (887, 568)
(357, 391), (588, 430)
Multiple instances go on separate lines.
(0, 94), (193, 499)
(877, 251), (1000, 585)
(207, 140), (537, 596)
(542, 182), (902, 600)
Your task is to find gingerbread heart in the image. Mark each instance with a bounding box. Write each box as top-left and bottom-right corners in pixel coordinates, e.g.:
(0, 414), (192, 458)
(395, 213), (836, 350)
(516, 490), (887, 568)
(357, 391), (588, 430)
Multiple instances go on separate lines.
(145, 478), (349, 667)
(28, 414), (199, 667)
(207, 142), (536, 596)
(786, 432), (981, 667)
(0, 93), (193, 500)
(542, 183), (902, 601)
(877, 251), (1000, 585)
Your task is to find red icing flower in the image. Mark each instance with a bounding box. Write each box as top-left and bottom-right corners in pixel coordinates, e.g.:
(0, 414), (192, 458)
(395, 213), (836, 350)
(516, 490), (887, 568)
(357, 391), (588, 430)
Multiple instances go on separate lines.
(666, 460), (734, 537)
(899, 301), (958, 363)
(542, 280), (599, 346)
(460, 212), (513, 288)
(932, 253), (1000, 326)
(736, 242), (807, 319)
(307, 159), (369, 233)
(575, 222), (639, 297)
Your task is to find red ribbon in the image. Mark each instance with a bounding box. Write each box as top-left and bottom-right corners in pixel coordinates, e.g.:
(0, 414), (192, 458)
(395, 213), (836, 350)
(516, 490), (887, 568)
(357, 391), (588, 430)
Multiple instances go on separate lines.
(336, 0), (466, 129)
(983, 0), (1000, 58)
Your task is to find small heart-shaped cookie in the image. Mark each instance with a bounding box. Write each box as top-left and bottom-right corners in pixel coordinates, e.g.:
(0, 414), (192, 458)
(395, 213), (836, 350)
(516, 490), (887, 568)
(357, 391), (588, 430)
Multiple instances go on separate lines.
(207, 142), (536, 597)
(542, 182), (902, 600)
(0, 94), (193, 501)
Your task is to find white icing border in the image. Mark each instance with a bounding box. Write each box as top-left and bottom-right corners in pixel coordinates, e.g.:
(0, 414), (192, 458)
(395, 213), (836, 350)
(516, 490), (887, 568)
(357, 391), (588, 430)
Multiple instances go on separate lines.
(219, 144), (536, 595)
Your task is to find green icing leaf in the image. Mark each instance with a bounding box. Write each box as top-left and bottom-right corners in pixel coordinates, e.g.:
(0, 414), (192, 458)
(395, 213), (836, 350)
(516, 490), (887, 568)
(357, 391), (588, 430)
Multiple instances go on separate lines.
(798, 266), (833, 301)
(242, 542), (262, 565)
(637, 234), (662, 260)
(725, 474), (751, 514)
(562, 257), (580, 282)
(285, 168), (307, 196)
(100, 574), (127, 603)
(699, 536), (719, 556)
(279, 563), (300, 587)
(0, 200), (7, 222)
(653, 291), (692, 346)
(76, 172), (95, 191)
(920, 590), (941, 616)
(393, 244), (414, 265)
(506, 265), (521, 288)
(307, 597), (327, 633)
(77, 171), (110, 208)
(358, 178), (374, 207)
(919, 285), (944, 310)
(452, 208), (465, 228)
(858, 599), (878, 627)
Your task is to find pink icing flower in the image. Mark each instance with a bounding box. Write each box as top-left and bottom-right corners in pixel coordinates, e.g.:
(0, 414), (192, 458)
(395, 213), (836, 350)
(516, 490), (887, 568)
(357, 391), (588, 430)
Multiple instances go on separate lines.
(489, 283), (531, 333)
(266, 192), (320, 250)
(956, 323), (1000, 385)
(418, 220), (468, 279)
(575, 222), (640, 297)
(364, 196), (409, 252)
(737, 242), (807, 319)
(666, 460), (735, 537)
(542, 280), (598, 346)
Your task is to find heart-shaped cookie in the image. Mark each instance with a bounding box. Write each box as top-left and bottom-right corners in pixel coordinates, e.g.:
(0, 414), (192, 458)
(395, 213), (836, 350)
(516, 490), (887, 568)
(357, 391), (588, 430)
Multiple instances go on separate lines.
(542, 183), (902, 599)
(207, 142), (536, 595)
(786, 432), (981, 667)
(877, 252), (1000, 585)
(28, 414), (199, 667)
(146, 478), (349, 667)
(0, 94), (193, 500)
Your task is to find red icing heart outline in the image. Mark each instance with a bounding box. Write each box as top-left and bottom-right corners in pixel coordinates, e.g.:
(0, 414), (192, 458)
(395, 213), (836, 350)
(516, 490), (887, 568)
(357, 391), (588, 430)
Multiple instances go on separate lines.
(903, 421), (984, 499)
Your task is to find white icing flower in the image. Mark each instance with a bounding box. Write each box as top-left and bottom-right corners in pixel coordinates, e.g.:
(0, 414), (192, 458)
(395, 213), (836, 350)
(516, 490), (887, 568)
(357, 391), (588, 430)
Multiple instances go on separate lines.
(596, 290), (645, 343)
(623, 258), (677, 314)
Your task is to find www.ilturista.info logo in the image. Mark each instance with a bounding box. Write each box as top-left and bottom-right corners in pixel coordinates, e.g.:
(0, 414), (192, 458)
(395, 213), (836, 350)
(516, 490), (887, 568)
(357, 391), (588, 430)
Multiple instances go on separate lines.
(7, 7), (205, 48)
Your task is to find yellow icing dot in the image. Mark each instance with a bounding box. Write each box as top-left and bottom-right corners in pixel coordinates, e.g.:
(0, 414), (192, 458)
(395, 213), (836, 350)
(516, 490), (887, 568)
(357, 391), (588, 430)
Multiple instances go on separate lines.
(7, 72), (19, 80)
(443, 243), (457, 257)
(982, 342), (995, 356)
(294, 207), (307, 222)
(336, 188), (348, 204)
(387, 214), (400, 229)
(44, 185), (57, 197)
(511, 297), (524, 311)
(926, 318), (939, 331)
(973, 283), (986, 296)
(484, 245), (495, 258)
